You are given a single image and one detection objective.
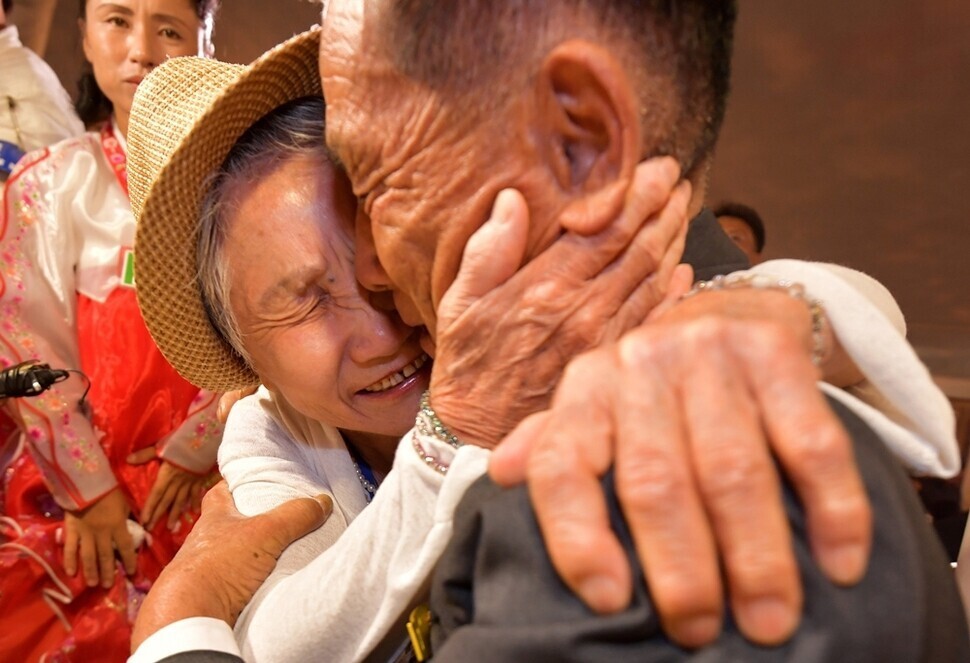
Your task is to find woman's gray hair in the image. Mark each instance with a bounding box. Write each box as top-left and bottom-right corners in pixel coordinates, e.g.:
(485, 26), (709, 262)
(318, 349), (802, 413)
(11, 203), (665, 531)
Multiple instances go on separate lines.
(196, 96), (329, 367)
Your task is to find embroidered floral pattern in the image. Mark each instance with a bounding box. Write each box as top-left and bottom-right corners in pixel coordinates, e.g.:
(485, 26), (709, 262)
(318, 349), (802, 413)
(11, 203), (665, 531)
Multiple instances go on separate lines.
(1, 137), (115, 508)
(189, 415), (223, 452)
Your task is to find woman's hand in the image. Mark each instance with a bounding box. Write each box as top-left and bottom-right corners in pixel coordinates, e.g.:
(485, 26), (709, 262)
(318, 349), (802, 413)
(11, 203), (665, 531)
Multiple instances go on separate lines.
(129, 447), (215, 530)
(429, 157), (693, 448)
(64, 488), (137, 588)
(217, 387), (258, 423)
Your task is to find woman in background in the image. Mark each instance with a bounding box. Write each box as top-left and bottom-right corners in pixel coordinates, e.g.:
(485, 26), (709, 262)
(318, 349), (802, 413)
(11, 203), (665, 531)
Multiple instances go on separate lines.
(0, 1), (222, 659)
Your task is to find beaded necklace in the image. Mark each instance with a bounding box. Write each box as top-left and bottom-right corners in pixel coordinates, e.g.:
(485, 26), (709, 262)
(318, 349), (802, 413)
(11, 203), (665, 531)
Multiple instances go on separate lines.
(348, 446), (379, 503)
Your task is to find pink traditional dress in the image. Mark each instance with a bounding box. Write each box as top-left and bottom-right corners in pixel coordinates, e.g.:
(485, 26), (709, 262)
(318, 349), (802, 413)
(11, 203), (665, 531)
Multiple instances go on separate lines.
(0, 122), (223, 662)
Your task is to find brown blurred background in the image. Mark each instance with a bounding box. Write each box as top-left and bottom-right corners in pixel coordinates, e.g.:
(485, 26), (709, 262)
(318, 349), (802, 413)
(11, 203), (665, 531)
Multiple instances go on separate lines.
(10, 0), (970, 398)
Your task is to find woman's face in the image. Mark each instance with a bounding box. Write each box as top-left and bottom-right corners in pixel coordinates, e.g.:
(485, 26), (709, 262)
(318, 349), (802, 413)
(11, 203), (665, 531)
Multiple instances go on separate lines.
(224, 155), (431, 439)
(81, 0), (206, 134)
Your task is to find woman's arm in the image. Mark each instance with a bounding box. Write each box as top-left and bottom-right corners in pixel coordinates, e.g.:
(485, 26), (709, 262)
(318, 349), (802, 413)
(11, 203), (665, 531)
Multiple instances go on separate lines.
(218, 391), (490, 663)
(136, 390), (224, 530)
(747, 259), (958, 478)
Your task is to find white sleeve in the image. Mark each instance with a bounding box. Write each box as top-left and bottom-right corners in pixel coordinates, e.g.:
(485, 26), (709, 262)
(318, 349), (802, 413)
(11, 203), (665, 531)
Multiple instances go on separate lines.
(219, 399), (490, 663)
(218, 394), (356, 579)
(747, 259), (959, 477)
(0, 27), (84, 152)
(127, 617), (240, 663)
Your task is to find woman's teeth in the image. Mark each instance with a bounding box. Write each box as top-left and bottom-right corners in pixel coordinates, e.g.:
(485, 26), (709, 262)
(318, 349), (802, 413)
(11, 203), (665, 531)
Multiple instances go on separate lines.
(364, 353), (429, 393)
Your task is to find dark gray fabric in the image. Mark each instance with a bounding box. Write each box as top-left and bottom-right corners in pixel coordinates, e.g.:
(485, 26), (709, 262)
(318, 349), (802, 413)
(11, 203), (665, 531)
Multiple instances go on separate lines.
(157, 653), (243, 663)
(429, 397), (970, 662)
(682, 208), (751, 281)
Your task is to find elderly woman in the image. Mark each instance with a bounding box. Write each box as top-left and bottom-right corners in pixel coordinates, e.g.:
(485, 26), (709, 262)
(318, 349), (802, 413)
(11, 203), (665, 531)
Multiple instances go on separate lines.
(125, 30), (958, 663)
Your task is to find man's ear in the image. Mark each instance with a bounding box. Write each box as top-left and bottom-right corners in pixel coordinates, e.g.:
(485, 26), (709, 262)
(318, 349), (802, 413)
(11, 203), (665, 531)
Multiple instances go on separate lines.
(535, 39), (642, 234)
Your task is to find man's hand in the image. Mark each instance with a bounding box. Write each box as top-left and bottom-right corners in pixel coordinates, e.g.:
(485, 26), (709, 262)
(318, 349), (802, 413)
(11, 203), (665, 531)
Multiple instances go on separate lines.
(490, 289), (872, 649)
(64, 488), (137, 588)
(431, 157), (692, 448)
(128, 447), (216, 530)
(130, 481), (332, 652)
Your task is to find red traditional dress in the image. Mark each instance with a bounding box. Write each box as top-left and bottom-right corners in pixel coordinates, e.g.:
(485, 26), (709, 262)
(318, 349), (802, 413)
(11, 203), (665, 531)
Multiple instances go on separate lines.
(0, 122), (223, 662)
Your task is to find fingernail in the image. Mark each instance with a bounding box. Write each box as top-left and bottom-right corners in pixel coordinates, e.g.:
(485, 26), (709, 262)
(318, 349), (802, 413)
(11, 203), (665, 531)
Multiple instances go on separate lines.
(125, 454), (136, 463)
(492, 189), (518, 223)
(820, 542), (867, 585)
(738, 596), (797, 645)
(650, 156), (678, 181)
(578, 575), (626, 613)
(315, 493), (334, 517)
(671, 613), (722, 649)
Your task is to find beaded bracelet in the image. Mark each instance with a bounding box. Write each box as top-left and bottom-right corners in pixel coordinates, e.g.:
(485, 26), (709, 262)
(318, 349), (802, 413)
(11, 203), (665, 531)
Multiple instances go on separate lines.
(681, 273), (829, 366)
(416, 390), (463, 449)
(411, 390), (464, 475)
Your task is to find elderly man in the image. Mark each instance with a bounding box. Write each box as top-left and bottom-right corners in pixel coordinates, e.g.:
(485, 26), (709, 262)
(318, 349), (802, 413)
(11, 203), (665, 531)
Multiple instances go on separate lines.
(317, 2), (966, 659)
(130, 1), (966, 661)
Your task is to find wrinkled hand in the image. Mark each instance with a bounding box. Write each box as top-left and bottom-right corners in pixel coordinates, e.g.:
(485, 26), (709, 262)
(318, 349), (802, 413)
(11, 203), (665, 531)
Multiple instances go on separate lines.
(64, 488), (137, 588)
(129, 447), (216, 530)
(491, 289), (872, 648)
(130, 481), (333, 652)
(430, 157), (693, 448)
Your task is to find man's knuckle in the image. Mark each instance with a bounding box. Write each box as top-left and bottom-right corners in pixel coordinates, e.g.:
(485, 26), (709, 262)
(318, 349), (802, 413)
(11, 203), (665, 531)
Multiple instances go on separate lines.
(523, 279), (562, 308)
(529, 446), (575, 488)
(791, 423), (851, 474)
(616, 457), (686, 511)
(560, 350), (606, 387)
(728, 552), (793, 596)
(697, 447), (763, 503)
(617, 330), (661, 368)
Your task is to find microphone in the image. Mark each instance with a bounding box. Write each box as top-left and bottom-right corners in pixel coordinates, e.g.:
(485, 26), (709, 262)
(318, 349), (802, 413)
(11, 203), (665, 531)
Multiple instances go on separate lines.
(0, 360), (71, 399)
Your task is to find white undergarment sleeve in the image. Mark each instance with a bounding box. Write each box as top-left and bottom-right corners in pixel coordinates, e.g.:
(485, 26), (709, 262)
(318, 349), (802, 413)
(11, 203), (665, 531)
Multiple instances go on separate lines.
(127, 617), (240, 663)
(748, 260), (958, 477)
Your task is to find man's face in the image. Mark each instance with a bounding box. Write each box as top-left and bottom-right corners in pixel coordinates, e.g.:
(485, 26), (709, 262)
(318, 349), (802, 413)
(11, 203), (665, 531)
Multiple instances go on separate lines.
(320, 0), (559, 338)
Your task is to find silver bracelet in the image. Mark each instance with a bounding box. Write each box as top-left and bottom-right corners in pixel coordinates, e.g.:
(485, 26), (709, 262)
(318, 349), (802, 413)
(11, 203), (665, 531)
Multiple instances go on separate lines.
(416, 390), (464, 449)
(682, 273), (829, 366)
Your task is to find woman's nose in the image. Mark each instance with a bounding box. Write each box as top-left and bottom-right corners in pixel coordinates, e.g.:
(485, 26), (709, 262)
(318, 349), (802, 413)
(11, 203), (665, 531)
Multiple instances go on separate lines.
(347, 296), (411, 366)
(128, 26), (157, 68)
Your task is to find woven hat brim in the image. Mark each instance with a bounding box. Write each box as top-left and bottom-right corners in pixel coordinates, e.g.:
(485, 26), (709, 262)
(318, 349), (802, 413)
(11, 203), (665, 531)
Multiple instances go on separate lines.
(129, 28), (322, 392)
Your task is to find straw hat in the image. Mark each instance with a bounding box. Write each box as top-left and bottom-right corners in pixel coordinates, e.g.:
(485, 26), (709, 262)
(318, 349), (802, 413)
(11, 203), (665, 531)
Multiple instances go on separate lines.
(128, 28), (321, 392)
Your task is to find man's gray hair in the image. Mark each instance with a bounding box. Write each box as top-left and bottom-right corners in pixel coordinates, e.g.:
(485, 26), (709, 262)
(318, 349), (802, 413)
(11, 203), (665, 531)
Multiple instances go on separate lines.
(377, 0), (737, 176)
